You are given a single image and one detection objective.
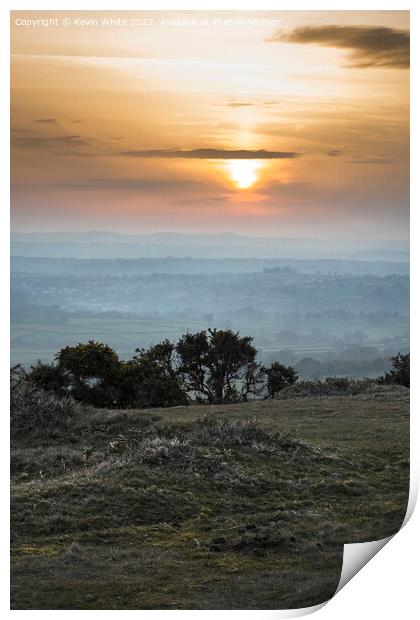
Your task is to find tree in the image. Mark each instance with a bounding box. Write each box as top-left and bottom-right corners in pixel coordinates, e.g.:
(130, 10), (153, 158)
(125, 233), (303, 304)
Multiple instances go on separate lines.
(30, 340), (188, 409)
(381, 352), (410, 388)
(176, 328), (264, 404)
(119, 341), (187, 408)
(264, 362), (298, 398)
(55, 341), (120, 407)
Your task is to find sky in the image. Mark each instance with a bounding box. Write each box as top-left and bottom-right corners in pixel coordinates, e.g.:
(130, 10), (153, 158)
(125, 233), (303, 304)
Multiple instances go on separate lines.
(11, 10), (409, 239)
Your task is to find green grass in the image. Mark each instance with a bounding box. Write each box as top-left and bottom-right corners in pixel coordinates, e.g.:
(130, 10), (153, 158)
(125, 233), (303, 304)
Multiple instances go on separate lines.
(11, 391), (409, 609)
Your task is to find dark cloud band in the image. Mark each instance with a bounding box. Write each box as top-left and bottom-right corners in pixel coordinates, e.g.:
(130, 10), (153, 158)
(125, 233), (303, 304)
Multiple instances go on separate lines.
(14, 135), (91, 148)
(34, 118), (58, 124)
(121, 148), (300, 159)
(270, 25), (409, 69)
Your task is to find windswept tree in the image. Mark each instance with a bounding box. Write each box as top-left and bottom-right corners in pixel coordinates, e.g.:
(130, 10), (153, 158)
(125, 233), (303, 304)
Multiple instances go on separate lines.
(176, 328), (264, 404)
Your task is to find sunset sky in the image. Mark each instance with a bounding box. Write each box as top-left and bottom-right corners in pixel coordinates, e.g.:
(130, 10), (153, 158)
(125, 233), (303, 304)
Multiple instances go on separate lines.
(11, 10), (409, 238)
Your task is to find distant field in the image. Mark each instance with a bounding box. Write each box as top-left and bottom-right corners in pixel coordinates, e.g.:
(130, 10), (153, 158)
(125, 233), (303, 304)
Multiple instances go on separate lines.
(11, 391), (409, 609)
(11, 315), (409, 367)
(10, 317), (210, 365)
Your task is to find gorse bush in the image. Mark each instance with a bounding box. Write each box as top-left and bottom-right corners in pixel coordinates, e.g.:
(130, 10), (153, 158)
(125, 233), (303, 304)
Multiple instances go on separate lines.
(264, 362), (298, 397)
(275, 377), (374, 398)
(22, 330), (409, 411)
(29, 340), (188, 409)
(27, 330), (266, 408)
(274, 376), (408, 399)
(380, 353), (410, 388)
(10, 366), (78, 433)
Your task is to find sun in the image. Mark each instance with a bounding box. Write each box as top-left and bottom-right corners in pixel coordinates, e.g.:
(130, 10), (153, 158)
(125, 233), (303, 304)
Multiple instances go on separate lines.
(225, 159), (262, 189)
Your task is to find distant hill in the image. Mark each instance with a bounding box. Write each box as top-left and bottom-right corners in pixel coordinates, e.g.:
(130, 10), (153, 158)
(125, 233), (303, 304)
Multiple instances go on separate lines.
(11, 254), (410, 276)
(11, 231), (409, 261)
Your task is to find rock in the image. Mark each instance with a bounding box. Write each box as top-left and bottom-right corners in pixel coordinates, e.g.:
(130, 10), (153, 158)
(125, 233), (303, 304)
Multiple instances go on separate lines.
(85, 594), (95, 602)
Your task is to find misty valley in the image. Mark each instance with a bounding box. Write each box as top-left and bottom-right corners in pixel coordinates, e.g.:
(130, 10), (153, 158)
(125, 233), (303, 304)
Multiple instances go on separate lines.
(11, 240), (409, 380)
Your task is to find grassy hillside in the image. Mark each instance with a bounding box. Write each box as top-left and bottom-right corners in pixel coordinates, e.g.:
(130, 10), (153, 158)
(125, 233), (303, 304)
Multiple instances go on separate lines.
(11, 391), (409, 610)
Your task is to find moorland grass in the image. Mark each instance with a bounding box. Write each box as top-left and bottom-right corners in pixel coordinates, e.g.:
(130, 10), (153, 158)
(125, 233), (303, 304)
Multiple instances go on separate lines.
(11, 390), (409, 609)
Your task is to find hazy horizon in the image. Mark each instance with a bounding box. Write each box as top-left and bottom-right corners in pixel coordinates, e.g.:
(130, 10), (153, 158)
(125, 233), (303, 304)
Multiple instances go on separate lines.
(11, 229), (410, 241)
(11, 229), (409, 261)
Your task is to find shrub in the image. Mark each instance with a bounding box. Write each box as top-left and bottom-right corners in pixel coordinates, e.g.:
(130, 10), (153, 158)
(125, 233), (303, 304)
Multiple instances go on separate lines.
(193, 415), (272, 447)
(10, 366), (78, 433)
(109, 416), (330, 472)
(135, 436), (193, 466)
(56, 341), (121, 407)
(29, 341), (188, 409)
(27, 360), (68, 396)
(274, 377), (380, 398)
(380, 353), (410, 388)
(110, 430), (227, 474)
(191, 416), (329, 462)
(120, 342), (188, 408)
(265, 362), (298, 397)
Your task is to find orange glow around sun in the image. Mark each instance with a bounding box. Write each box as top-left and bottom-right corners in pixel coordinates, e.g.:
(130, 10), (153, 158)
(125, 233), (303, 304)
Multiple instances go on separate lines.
(225, 160), (262, 189)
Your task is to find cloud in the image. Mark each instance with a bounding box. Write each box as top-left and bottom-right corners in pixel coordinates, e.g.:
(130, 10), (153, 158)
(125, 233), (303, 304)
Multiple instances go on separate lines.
(57, 177), (205, 191)
(346, 157), (394, 165)
(11, 127), (29, 134)
(226, 102), (254, 108)
(225, 100), (279, 108)
(270, 25), (409, 68)
(11, 177), (230, 198)
(121, 148), (300, 159)
(14, 134), (92, 148)
(34, 118), (58, 124)
(326, 149), (344, 157)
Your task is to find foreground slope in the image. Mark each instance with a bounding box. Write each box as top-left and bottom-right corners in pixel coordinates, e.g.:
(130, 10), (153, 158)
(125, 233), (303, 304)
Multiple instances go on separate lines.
(11, 391), (409, 609)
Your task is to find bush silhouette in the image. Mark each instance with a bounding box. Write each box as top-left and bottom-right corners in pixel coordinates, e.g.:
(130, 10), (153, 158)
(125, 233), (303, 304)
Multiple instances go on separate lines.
(381, 352), (410, 387)
(265, 362), (298, 397)
(176, 328), (264, 404)
(118, 341), (188, 408)
(23, 331), (407, 411)
(55, 341), (121, 407)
